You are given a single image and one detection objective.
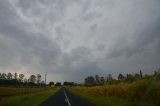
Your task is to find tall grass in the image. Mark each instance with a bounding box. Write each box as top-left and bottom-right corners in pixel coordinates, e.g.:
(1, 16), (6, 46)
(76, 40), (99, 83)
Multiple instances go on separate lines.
(71, 78), (160, 106)
(0, 87), (49, 97)
(0, 87), (58, 106)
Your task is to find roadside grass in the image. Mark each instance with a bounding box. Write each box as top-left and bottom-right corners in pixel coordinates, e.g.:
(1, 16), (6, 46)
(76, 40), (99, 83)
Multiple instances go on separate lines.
(70, 78), (160, 106)
(71, 90), (129, 106)
(0, 87), (58, 106)
(0, 87), (49, 96)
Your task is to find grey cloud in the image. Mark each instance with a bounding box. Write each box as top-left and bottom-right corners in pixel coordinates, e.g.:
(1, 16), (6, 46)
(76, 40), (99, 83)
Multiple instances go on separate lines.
(108, 17), (160, 58)
(0, 0), (62, 72)
(0, 0), (160, 83)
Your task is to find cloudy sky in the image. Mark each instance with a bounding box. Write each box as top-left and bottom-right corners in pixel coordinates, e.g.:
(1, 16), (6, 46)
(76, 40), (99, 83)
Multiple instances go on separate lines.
(0, 0), (160, 83)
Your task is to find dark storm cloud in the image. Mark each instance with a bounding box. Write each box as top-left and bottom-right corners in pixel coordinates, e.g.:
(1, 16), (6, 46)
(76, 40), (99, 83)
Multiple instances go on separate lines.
(0, 0), (160, 82)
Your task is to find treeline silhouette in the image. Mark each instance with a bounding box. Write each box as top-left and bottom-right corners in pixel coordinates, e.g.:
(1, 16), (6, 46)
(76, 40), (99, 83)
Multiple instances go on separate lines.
(84, 69), (160, 86)
(84, 70), (146, 86)
(0, 72), (46, 87)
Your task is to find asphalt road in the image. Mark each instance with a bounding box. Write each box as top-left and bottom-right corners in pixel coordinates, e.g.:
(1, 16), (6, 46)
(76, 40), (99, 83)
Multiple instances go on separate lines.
(39, 87), (95, 106)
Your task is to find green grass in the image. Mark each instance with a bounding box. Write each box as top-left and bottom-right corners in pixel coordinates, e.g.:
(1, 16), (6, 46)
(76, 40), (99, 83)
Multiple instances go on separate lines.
(0, 87), (58, 106)
(71, 90), (130, 106)
(70, 78), (160, 106)
(0, 87), (52, 96)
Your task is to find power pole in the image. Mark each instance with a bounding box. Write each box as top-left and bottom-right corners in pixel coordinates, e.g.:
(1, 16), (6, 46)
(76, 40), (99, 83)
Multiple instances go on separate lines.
(45, 73), (47, 85)
(140, 70), (142, 78)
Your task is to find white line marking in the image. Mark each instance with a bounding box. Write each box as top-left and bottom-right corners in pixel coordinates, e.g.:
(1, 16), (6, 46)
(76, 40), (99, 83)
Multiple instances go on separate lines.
(64, 89), (71, 106)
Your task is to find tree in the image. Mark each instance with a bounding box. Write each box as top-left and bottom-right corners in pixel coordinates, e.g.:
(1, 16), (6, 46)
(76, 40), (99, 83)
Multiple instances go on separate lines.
(7, 72), (13, 80)
(140, 70), (142, 78)
(29, 75), (36, 84)
(126, 74), (133, 78)
(125, 74), (134, 82)
(63, 82), (75, 86)
(106, 74), (113, 81)
(23, 78), (28, 83)
(37, 74), (41, 84)
(135, 73), (140, 78)
(85, 76), (95, 84)
(55, 82), (61, 86)
(19, 74), (25, 82)
(1, 73), (7, 80)
(118, 73), (124, 80)
(49, 81), (54, 87)
(14, 73), (18, 80)
(95, 75), (100, 82)
(100, 76), (105, 82)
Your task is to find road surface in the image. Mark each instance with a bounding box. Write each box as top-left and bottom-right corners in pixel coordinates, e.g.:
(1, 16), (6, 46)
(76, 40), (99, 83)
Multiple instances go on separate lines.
(39, 87), (95, 106)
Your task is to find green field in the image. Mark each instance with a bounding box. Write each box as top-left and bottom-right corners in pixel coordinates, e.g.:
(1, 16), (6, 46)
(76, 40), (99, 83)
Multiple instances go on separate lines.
(0, 87), (58, 106)
(70, 77), (160, 106)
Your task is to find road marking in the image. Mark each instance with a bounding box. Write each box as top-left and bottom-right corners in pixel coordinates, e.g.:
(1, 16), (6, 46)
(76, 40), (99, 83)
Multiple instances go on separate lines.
(64, 89), (71, 106)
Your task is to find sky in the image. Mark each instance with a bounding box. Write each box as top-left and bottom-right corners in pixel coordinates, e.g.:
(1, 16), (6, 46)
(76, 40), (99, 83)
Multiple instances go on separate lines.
(0, 0), (160, 83)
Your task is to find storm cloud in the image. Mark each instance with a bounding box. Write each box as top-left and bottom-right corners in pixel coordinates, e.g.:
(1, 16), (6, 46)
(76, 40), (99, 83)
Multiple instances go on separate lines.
(0, 0), (160, 83)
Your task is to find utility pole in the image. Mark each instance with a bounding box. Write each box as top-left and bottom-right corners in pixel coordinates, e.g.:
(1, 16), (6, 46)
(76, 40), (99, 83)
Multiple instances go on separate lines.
(45, 73), (47, 85)
(140, 70), (142, 78)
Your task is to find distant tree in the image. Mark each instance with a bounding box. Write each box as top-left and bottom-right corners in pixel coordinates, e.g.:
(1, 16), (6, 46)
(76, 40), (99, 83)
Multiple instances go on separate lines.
(23, 78), (28, 83)
(126, 74), (133, 78)
(140, 70), (142, 78)
(106, 74), (113, 81)
(14, 73), (18, 80)
(37, 74), (41, 84)
(63, 82), (75, 86)
(154, 70), (157, 76)
(135, 73), (140, 78)
(55, 82), (61, 86)
(29, 75), (36, 84)
(118, 73), (124, 80)
(49, 81), (54, 87)
(100, 76), (105, 82)
(85, 76), (95, 84)
(7, 72), (13, 80)
(95, 75), (100, 82)
(19, 74), (25, 82)
(125, 74), (135, 83)
(1, 73), (7, 80)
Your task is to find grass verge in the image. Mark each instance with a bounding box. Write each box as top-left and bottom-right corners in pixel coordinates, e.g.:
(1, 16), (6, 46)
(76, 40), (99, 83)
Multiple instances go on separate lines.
(71, 89), (129, 106)
(70, 78), (160, 106)
(0, 87), (58, 106)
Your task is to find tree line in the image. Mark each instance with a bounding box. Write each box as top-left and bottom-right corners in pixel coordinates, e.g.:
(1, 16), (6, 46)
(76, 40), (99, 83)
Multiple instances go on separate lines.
(84, 70), (144, 86)
(0, 72), (45, 87)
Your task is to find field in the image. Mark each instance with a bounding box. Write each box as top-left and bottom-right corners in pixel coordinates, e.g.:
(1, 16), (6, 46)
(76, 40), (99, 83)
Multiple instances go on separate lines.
(70, 77), (160, 106)
(0, 87), (58, 106)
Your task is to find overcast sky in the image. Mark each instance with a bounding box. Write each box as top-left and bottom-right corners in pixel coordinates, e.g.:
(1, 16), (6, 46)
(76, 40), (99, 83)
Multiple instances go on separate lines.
(0, 0), (160, 83)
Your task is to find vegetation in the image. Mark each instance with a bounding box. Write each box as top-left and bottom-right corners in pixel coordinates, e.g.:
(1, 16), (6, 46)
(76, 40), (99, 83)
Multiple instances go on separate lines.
(70, 69), (160, 106)
(0, 87), (51, 97)
(48, 81), (54, 87)
(0, 72), (60, 106)
(63, 81), (78, 86)
(0, 72), (46, 87)
(1, 69), (160, 106)
(55, 82), (61, 86)
(0, 87), (58, 106)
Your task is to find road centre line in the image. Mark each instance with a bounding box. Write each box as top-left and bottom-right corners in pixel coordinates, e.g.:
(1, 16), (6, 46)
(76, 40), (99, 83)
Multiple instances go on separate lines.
(64, 89), (71, 106)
